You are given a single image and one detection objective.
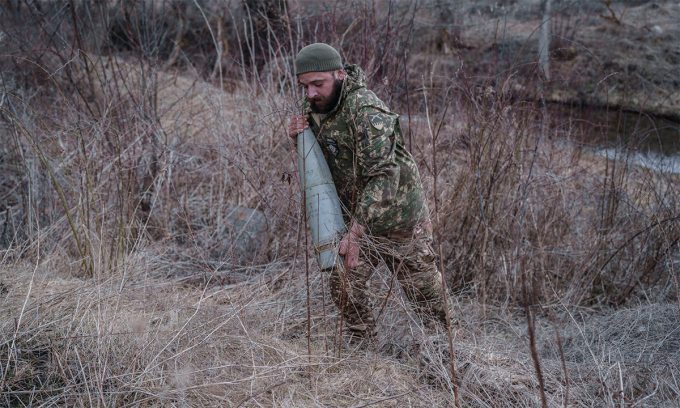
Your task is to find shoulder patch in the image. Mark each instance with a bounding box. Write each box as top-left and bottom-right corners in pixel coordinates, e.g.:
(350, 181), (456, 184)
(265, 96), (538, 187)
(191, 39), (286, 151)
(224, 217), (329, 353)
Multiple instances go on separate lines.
(326, 138), (339, 156)
(368, 112), (387, 131)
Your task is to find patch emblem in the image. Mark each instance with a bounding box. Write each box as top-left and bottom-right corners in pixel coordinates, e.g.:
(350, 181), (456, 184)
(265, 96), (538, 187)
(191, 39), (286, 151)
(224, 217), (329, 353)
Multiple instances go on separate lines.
(326, 138), (339, 156)
(368, 112), (386, 131)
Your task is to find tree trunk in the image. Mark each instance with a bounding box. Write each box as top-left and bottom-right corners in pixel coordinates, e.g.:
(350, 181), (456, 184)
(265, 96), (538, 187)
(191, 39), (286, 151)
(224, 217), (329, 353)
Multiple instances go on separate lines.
(538, 0), (552, 80)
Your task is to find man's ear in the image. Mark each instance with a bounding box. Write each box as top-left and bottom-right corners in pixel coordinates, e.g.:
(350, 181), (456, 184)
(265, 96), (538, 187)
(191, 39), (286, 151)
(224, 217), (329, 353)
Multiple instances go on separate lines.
(334, 69), (345, 80)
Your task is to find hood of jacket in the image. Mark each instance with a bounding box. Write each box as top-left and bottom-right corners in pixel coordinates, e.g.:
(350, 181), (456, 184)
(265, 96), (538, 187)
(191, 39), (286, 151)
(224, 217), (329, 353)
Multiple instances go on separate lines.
(342, 64), (367, 96)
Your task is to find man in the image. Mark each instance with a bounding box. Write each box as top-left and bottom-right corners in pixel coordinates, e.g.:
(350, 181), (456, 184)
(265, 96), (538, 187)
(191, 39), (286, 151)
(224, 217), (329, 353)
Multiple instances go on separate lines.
(288, 43), (454, 338)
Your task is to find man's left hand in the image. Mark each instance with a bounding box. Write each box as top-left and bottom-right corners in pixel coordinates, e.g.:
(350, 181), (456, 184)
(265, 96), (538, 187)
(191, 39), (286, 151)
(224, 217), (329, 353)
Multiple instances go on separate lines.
(288, 115), (309, 139)
(338, 222), (366, 269)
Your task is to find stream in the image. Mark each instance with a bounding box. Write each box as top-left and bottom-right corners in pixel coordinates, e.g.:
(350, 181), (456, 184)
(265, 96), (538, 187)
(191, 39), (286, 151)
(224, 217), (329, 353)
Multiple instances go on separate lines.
(556, 106), (680, 174)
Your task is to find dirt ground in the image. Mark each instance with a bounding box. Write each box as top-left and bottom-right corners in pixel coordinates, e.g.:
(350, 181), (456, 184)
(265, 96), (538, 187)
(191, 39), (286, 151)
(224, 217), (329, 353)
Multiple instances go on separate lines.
(419, 0), (680, 119)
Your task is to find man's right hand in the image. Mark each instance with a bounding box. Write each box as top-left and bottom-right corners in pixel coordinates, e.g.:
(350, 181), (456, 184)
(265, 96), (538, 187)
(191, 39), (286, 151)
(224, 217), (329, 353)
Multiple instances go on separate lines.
(288, 115), (310, 139)
(338, 222), (366, 269)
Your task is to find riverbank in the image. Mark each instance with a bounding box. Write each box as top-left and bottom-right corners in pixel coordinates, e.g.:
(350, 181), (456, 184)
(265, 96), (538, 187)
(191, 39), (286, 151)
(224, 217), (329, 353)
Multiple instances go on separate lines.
(413, 0), (680, 129)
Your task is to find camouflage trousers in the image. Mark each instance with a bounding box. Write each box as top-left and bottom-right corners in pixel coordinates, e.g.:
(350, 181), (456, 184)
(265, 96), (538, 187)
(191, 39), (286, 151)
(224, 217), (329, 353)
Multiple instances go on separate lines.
(328, 229), (455, 336)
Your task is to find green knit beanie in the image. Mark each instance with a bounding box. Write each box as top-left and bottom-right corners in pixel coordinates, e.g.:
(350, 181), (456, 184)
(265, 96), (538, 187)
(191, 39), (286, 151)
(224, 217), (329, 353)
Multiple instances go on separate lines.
(295, 43), (343, 75)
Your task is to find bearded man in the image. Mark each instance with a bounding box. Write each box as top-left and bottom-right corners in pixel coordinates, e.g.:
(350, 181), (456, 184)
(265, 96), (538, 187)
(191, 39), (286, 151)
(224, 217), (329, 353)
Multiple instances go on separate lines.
(288, 43), (455, 338)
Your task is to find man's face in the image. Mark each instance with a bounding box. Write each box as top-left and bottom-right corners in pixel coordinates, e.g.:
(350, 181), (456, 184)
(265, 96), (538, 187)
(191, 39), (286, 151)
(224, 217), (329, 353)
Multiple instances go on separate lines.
(298, 69), (345, 114)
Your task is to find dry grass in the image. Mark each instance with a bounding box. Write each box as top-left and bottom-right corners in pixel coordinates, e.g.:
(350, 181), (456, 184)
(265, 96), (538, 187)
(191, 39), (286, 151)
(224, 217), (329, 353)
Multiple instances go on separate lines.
(2, 250), (678, 406)
(1, 0), (680, 406)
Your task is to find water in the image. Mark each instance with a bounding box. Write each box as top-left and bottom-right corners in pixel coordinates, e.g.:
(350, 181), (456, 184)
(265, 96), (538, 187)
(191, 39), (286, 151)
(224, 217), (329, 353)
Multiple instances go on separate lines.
(593, 148), (680, 174)
(554, 106), (680, 174)
(603, 111), (679, 156)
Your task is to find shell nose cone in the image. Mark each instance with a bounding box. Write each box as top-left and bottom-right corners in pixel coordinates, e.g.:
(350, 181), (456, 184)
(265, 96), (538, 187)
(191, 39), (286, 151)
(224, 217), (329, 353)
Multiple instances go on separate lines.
(298, 129), (347, 270)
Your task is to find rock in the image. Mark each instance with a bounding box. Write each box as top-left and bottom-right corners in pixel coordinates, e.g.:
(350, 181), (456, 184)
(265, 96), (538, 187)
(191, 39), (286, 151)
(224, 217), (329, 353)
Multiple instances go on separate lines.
(553, 46), (578, 61)
(212, 206), (267, 265)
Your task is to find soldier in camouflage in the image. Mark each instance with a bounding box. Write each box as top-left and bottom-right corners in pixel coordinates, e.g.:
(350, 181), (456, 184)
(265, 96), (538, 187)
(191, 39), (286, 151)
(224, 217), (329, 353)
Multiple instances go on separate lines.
(288, 43), (455, 338)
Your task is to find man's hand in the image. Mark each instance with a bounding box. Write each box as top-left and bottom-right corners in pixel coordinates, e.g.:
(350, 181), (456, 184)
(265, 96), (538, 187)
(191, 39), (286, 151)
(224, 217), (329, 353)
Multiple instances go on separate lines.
(288, 115), (310, 139)
(338, 222), (366, 269)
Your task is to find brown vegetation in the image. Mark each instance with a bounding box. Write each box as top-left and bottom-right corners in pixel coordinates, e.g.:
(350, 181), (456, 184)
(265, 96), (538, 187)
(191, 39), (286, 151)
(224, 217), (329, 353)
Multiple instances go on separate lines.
(1, 1), (679, 406)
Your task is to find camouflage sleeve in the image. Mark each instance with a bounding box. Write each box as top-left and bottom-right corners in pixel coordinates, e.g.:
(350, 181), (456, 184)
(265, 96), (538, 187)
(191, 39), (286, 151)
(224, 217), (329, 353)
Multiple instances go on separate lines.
(353, 106), (400, 230)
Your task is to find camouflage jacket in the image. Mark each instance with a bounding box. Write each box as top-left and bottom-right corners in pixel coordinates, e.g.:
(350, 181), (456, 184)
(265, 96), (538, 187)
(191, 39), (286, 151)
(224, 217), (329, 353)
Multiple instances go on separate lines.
(303, 65), (429, 236)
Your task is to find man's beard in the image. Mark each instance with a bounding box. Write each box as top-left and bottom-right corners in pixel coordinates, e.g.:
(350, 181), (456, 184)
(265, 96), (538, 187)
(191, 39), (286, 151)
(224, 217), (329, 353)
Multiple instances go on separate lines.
(310, 78), (343, 114)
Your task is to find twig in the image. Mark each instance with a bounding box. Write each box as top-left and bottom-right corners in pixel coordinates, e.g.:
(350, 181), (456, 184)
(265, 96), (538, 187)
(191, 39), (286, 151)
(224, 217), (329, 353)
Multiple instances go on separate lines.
(235, 379), (288, 408)
(423, 73), (459, 407)
(349, 387), (423, 408)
